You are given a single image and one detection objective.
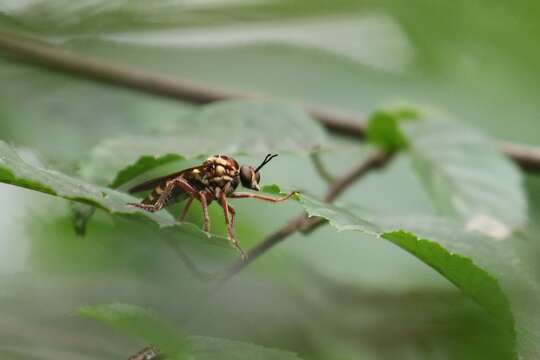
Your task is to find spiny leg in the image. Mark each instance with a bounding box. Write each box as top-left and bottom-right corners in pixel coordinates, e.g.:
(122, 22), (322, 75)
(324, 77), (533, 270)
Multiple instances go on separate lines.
(179, 197), (194, 222)
(218, 192), (245, 260)
(229, 191), (297, 203)
(199, 191), (210, 233)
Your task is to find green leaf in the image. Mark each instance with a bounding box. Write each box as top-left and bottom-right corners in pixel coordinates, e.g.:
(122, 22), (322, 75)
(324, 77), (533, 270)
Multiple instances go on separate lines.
(260, 184), (282, 195)
(365, 107), (418, 151)
(402, 116), (527, 233)
(297, 194), (519, 356)
(78, 303), (187, 359)
(110, 153), (185, 189)
(0, 140), (232, 249)
(80, 99), (326, 186)
(187, 336), (303, 360)
(381, 230), (513, 328)
(0, 140), (168, 224)
(366, 106), (526, 232)
(78, 303), (303, 360)
(3, 1), (364, 34)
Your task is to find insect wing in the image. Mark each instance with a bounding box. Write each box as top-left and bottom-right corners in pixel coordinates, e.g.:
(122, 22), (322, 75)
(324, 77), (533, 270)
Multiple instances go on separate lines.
(128, 166), (201, 194)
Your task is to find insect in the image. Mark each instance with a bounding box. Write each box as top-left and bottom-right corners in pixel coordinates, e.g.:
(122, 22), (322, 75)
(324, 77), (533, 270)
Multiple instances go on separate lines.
(128, 347), (162, 360)
(127, 154), (296, 259)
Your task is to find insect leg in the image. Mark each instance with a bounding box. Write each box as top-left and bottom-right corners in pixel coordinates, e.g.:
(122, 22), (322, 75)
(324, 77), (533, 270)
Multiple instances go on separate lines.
(228, 204), (236, 237)
(199, 191), (210, 233)
(229, 191), (298, 203)
(128, 202), (163, 212)
(179, 197), (194, 222)
(218, 193), (245, 260)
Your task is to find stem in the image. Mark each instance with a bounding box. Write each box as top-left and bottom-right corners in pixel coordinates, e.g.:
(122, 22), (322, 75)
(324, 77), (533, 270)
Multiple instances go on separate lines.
(220, 151), (393, 281)
(310, 151), (336, 184)
(0, 31), (538, 172)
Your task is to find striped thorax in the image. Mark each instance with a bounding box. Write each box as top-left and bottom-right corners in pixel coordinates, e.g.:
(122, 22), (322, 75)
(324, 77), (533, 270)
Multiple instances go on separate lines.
(200, 154), (240, 196)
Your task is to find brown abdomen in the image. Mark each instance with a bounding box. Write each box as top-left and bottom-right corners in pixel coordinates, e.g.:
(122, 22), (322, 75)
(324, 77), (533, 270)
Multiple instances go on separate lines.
(142, 185), (186, 206)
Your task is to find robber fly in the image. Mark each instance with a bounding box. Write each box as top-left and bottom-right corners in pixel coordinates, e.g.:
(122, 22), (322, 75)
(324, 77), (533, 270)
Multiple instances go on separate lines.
(128, 154), (296, 259)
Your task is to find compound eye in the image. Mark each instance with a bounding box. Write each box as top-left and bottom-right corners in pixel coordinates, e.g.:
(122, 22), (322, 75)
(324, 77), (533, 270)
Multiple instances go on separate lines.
(239, 166), (252, 187)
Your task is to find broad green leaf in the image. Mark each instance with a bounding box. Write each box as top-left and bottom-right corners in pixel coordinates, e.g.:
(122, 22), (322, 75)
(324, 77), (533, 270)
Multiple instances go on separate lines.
(0, 59), (192, 166)
(78, 303), (303, 360)
(298, 194), (540, 358)
(0, 140), (231, 249)
(0, 140), (170, 225)
(367, 107), (527, 233)
(2, 1), (364, 34)
(4, 2), (413, 72)
(80, 99), (326, 186)
(297, 194), (518, 356)
(187, 336), (303, 360)
(78, 303), (187, 359)
(402, 116), (527, 233)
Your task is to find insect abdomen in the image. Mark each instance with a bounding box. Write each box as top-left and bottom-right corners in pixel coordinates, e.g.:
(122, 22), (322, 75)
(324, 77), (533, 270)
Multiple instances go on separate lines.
(142, 184), (185, 206)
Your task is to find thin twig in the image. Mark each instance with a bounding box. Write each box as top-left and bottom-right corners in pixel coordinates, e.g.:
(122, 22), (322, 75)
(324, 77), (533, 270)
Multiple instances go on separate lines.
(324, 151), (392, 203)
(166, 239), (215, 281)
(310, 151), (336, 184)
(220, 150), (394, 281)
(0, 31), (538, 172)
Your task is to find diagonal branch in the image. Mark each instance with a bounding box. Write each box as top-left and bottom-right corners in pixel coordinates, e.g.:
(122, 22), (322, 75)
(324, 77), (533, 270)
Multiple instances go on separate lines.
(0, 31), (539, 172)
(219, 150), (394, 281)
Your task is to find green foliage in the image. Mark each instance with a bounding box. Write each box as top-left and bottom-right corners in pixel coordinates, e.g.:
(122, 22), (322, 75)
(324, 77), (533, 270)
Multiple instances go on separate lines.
(78, 304), (187, 359)
(78, 303), (303, 360)
(365, 106), (418, 151)
(298, 195), (518, 356)
(110, 154), (185, 189)
(368, 106), (526, 232)
(79, 100), (326, 186)
(403, 117), (526, 230)
(1, 1), (539, 359)
(0, 140), (232, 250)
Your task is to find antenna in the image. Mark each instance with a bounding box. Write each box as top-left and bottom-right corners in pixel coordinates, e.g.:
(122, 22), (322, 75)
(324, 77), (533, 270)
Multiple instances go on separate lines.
(255, 153), (278, 173)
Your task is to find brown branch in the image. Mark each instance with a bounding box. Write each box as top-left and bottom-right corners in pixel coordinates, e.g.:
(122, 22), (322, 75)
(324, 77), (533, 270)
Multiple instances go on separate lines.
(324, 151), (392, 202)
(0, 31), (538, 172)
(500, 142), (540, 173)
(220, 150), (394, 281)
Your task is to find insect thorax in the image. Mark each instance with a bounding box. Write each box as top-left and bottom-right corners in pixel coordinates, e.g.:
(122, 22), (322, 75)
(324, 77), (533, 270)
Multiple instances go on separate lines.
(199, 155), (240, 195)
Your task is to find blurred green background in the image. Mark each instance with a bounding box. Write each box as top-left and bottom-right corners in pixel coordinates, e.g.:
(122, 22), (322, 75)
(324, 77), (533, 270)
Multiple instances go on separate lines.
(0, 1), (539, 359)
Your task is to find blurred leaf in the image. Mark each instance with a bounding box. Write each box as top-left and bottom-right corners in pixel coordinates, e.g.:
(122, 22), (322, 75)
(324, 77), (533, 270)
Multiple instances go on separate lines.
(1, 1), (365, 35)
(402, 115), (527, 233)
(79, 303), (303, 360)
(78, 303), (187, 359)
(80, 100), (326, 186)
(366, 106), (527, 233)
(187, 336), (303, 360)
(365, 106), (418, 151)
(0, 59), (192, 167)
(260, 184), (282, 195)
(298, 194), (518, 357)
